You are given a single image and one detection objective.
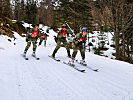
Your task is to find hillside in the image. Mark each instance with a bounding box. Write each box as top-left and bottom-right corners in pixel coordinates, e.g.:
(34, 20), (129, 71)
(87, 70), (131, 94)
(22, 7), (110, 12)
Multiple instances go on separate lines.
(0, 17), (27, 38)
(0, 26), (133, 100)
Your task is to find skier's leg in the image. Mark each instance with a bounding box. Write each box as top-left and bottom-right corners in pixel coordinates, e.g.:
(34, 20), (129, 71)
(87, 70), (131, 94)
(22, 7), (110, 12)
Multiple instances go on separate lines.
(52, 39), (61, 58)
(39, 39), (43, 46)
(79, 46), (85, 60)
(24, 42), (31, 52)
(63, 39), (71, 57)
(80, 48), (85, 60)
(69, 46), (78, 66)
(79, 47), (86, 65)
(71, 43), (78, 59)
(44, 39), (46, 46)
(72, 49), (78, 59)
(32, 41), (37, 56)
(23, 42), (31, 57)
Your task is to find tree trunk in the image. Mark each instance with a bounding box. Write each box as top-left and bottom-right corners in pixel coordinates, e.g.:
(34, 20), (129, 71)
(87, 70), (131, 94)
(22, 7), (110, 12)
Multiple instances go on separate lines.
(114, 31), (120, 60)
(132, 39), (133, 52)
(122, 33), (126, 60)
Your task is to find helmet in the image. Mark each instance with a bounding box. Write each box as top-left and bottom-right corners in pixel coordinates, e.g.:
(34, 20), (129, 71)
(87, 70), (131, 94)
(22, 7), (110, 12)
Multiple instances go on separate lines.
(62, 24), (67, 28)
(35, 24), (39, 27)
(32, 24), (39, 28)
(81, 27), (87, 32)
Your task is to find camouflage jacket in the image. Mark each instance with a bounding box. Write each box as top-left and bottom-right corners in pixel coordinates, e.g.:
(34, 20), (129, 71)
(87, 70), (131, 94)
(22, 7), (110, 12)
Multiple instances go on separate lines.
(73, 33), (87, 45)
(26, 28), (41, 40)
(57, 29), (70, 39)
(39, 33), (49, 40)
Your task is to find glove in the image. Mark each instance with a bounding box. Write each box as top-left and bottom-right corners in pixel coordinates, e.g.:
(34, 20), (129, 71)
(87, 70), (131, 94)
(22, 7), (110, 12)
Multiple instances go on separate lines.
(67, 37), (70, 40)
(35, 37), (38, 41)
(78, 41), (83, 45)
(75, 41), (78, 45)
(26, 39), (29, 42)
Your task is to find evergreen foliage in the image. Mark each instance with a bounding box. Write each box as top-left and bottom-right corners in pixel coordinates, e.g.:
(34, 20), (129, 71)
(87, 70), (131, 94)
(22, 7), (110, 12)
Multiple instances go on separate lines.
(0, 0), (12, 18)
(25, 0), (38, 25)
(53, 0), (93, 34)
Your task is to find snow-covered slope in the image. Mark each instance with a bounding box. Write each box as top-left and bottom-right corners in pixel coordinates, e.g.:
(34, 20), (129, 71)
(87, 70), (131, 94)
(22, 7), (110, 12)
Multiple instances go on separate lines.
(0, 28), (133, 100)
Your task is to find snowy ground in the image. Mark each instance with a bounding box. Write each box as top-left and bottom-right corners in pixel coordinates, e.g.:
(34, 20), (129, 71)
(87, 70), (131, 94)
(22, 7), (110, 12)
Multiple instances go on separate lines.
(0, 28), (133, 100)
(88, 31), (116, 59)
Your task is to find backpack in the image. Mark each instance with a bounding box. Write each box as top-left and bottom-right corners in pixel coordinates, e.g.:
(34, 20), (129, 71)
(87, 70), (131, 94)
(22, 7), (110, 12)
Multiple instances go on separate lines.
(60, 29), (66, 37)
(29, 31), (38, 38)
(42, 33), (46, 38)
(77, 33), (84, 42)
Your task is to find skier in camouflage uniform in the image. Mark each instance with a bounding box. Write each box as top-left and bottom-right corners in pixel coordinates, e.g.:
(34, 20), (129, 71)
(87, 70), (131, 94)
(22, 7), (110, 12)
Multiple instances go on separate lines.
(51, 24), (71, 58)
(70, 27), (87, 66)
(38, 32), (49, 47)
(23, 24), (41, 57)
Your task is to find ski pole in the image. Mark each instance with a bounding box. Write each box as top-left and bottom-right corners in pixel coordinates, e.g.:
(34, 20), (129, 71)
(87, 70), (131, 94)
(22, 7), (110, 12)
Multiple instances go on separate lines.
(65, 21), (75, 42)
(65, 21), (75, 35)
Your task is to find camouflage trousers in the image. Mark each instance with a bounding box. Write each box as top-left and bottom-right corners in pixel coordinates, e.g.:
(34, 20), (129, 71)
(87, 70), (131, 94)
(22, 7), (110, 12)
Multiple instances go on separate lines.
(24, 40), (37, 52)
(72, 43), (85, 60)
(52, 38), (71, 57)
(39, 38), (47, 46)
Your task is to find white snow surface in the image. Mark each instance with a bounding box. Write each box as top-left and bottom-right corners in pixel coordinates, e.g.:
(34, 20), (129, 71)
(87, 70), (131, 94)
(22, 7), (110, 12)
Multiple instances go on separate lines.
(0, 28), (133, 100)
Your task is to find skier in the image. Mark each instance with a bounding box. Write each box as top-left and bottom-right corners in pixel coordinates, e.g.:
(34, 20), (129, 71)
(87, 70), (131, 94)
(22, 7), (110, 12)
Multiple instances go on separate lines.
(69, 27), (87, 66)
(38, 32), (49, 46)
(51, 24), (71, 58)
(23, 24), (41, 57)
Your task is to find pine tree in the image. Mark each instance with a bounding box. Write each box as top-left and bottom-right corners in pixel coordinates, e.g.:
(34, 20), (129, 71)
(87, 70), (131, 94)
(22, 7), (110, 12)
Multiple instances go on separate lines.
(20, 0), (25, 21)
(38, 0), (54, 26)
(25, 0), (38, 25)
(94, 0), (133, 62)
(97, 25), (108, 48)
(53, 0), (93, 34)
(0, 0), (12, 18)
(0, 0), (2, 17)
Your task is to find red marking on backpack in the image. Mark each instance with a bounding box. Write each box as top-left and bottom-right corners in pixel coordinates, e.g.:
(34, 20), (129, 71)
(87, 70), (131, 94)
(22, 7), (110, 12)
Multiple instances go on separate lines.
(42, 33), (45, 38)
(61, 29), (66, 37)
(30, 31), (38, 38)
(78, 37), (83, 42)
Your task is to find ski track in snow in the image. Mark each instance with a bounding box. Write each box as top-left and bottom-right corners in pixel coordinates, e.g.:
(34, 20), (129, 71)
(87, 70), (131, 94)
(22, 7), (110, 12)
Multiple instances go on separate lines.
(28, 60), (86, 100)
(0, 31), (133, 100)
(55, 53), (133, 100)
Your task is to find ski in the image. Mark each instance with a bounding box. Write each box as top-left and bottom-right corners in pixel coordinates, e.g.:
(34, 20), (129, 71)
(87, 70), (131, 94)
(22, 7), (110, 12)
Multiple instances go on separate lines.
(21, 54), (29, 60)
(75, 60), (98, 72)
(48, 55), (60, 62)
(63, 61), (85, 72)
(32, 55), (40, 60)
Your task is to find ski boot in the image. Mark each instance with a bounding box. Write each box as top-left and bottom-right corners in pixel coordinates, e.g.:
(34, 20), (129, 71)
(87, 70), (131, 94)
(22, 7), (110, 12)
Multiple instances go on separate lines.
(67, 55), (71, 58)
(67, 50), (71, 58)
(51, 50), (56, 58)
(23, 51), (27, 57)
(32, 51), (36, 57)
(80, 59), (87, 66)
(51, 53), (55, 58)
(68, 59), (75, 67)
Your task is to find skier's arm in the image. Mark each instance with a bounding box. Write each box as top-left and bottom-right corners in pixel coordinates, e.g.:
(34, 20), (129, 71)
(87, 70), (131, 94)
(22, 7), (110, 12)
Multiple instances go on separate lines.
(83, 35), (87, 43)
(26, 29), (32, 42)
(57, 30), (62, 38)
(73, 34), (80, 45)
(46, 28), (50, 33)
(37, 30), (41, 40)
(66, 29), (73, 40)
(45, 33), (49, 37)
(75, 33), (80, 41)
(26, 32), (29, 42)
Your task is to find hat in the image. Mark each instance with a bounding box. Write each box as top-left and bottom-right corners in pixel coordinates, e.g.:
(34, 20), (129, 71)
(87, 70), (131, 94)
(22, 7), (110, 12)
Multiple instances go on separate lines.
(35, 24), (39, 27)
(81, 27), (87, 32)
(32, 24), (39, 28)
(62, 24), (67, 28)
